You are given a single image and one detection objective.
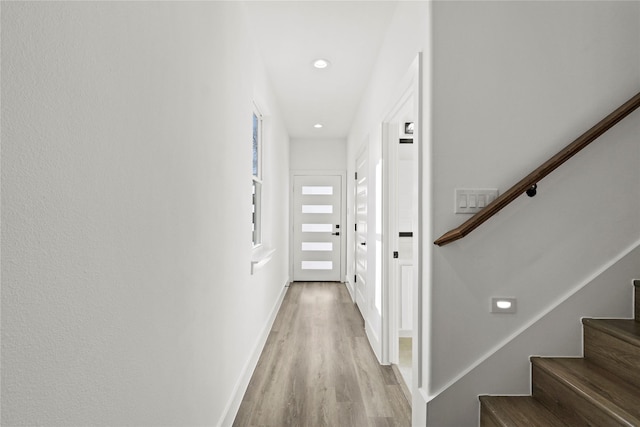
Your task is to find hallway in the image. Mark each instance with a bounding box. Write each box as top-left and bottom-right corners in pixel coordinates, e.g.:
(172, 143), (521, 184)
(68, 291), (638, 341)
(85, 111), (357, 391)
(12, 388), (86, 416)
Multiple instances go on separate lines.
(233, 282), (411, 427)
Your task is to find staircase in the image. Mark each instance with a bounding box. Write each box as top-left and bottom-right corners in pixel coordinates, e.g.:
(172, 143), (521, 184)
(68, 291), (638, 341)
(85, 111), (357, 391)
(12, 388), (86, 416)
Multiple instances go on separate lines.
(480, 280), (640, 426)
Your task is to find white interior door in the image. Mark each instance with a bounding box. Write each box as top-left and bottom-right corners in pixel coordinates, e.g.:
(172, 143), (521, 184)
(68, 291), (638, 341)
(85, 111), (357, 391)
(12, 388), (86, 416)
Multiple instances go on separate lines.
(293, 175), (342, 281)
(368, 132), (384, 363)
(356, 139), (384, 363)
(355, 149), (368, 312)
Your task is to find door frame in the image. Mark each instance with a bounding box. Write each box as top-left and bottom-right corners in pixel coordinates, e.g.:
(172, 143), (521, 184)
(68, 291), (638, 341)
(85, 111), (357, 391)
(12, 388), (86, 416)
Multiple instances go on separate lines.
(382, 91), (417, 367)
(379, 54), (424, 404)
(290, 170), (347, 282)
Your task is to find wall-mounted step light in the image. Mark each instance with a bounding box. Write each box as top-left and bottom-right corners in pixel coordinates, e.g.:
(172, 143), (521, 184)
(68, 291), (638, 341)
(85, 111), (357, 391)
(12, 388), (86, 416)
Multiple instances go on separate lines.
(491, 297), (517, 314)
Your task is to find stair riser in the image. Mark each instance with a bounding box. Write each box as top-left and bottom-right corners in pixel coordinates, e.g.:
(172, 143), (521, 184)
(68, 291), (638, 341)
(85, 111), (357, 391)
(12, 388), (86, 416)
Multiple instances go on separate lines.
(635, 283), (639, 321)
(480, 405), (501, 427)
(584, 326), (640, 387)
(532, 364), (627, 426)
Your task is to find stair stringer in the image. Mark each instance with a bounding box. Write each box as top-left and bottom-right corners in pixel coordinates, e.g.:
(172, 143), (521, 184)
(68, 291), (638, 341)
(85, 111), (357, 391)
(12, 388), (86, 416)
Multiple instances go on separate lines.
(426, 242), (640, 427)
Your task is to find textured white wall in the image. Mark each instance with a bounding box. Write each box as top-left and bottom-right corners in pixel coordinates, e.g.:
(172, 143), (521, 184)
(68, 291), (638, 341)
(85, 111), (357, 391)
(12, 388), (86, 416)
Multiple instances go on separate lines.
(290, 138), (346, 171)
(1, 2), (289, 426)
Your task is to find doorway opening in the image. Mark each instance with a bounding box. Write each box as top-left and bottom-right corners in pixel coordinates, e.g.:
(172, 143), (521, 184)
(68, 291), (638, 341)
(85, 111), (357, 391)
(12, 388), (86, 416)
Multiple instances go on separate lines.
(380, 54), (423, 405)
(383, 115), (417, 391)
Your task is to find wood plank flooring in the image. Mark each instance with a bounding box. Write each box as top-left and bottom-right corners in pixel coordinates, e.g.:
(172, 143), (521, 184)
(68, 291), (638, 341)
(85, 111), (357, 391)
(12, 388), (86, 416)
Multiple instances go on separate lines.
(233, 282), (411, 427)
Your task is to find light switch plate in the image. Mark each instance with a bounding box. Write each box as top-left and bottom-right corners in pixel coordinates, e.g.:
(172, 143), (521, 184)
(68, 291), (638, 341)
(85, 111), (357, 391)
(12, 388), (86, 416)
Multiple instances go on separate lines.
(455, 188), (499, 214)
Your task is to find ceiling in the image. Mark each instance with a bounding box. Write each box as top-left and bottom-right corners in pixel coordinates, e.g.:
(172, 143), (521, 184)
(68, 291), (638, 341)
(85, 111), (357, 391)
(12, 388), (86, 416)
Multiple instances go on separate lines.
(245, 1), (398, 140)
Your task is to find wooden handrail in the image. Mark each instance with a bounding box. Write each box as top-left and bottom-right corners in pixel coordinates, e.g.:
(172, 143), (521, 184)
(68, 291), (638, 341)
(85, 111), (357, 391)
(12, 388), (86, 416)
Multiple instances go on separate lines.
(434, 91), (640, 246)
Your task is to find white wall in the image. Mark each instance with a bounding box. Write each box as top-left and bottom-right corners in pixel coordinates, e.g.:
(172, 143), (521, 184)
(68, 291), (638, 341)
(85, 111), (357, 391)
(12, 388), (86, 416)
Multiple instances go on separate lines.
(1, 2), (289, 426)
(290, 138), (346, 171)
(428, 1), (640, 425)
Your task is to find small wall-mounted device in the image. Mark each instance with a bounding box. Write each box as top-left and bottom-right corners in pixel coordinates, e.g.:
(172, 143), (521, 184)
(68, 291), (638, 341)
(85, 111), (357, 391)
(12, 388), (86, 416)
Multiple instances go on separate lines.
(404, 122), (414, 135)
(491, 297), (517, 314)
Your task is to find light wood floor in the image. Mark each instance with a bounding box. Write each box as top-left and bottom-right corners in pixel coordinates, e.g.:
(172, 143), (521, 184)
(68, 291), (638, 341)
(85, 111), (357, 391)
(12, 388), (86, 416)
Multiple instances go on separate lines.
(233, 282), (411, 427)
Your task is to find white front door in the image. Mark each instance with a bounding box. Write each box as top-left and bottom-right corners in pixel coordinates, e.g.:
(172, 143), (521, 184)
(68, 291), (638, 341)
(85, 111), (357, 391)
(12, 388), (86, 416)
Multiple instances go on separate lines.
(293, 175), (342, 281)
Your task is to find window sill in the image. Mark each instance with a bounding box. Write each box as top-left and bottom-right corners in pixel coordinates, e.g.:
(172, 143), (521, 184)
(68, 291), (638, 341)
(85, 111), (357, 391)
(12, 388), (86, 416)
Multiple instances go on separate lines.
(251, 246), (276, 274)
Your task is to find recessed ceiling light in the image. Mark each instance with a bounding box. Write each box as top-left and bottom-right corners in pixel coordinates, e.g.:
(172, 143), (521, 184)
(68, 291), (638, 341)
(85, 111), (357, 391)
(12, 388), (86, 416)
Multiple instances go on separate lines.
(313, 59), (330, 69)
(314, 123), (323, 129)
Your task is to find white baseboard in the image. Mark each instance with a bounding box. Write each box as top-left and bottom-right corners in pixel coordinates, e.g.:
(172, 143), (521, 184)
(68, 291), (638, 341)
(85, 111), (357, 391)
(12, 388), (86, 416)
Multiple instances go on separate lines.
(218, 279), (289, 427)
(345, 274), (355, 302)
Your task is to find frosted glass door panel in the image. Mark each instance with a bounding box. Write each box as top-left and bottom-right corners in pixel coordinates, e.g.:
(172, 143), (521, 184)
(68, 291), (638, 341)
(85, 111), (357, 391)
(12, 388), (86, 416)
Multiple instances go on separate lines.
(302, 205), (333, 214)
(302, 186), (333, 195)
(302, 242), (333, 251)
(301, 261), (333, 270)
(301, 223), (333, 233)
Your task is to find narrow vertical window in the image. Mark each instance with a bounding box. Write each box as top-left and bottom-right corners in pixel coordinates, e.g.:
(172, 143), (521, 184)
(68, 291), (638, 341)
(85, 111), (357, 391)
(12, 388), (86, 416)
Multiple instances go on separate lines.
(252, 109), (263, 246)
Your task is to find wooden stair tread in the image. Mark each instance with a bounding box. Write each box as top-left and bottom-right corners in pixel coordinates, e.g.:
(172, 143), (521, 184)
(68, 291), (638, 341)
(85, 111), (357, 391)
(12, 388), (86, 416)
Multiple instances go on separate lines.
(532, 357), (640, 424)
(479, 396), (565, 426)
(583, 318), (640, 347)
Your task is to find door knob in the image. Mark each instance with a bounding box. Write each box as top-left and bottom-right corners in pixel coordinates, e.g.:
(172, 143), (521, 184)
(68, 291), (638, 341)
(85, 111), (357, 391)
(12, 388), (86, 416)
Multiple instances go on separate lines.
(360, 242), (366, 246)
(332, 232), (340, 236)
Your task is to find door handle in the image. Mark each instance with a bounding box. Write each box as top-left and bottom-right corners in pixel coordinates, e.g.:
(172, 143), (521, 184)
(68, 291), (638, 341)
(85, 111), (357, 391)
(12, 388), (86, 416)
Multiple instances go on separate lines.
(360, 242), (366, 246)
(332, 232), (340, 236)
